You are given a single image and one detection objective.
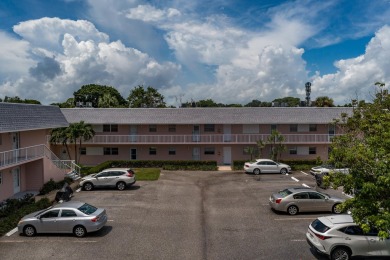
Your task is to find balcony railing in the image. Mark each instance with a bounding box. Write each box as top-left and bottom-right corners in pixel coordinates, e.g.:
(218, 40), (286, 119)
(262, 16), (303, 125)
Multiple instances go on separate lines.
(47, 134), (340, 145)
(0, 145), (77, 175)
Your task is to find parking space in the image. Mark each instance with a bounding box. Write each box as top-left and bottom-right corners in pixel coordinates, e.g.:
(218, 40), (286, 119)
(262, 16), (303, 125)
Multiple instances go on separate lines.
(0, 170), (348, 260)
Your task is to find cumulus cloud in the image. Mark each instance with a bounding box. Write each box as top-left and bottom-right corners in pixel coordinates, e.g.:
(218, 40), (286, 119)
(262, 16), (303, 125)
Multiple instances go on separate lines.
(311, 25), (390, 103)
(126, 4), (181, 22)
(0, 17), (180, 104)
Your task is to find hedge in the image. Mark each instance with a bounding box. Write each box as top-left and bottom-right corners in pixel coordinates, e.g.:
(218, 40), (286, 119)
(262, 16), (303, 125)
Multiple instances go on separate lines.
(83, 160), (218, 175)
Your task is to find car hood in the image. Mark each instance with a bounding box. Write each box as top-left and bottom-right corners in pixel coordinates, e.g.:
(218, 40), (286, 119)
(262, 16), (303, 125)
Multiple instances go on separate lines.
(81, 174), (97, 179)
(20, 209), (47, 221)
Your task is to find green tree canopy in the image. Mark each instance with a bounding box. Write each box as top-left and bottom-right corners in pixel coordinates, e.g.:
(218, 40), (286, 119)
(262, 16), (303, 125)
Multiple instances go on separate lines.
(314, 96), (335, 107)
(272, 97), (300, 107)
(74, 84), (128, 108)
(1, 96), (41, 104)
(328, 82), (390, 239)
(128, 85), (166, 108)
(244, 99), (272, 107)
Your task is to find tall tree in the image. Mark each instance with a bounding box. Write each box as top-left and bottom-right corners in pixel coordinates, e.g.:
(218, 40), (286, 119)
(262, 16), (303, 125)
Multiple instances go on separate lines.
(2, 96), (41, 104)
(244, 99), (272, 107)
(272, 97), (300, 107)
(49, 127), (71, 160)
(314, 96), (335, 107)
(327, 82), (390, 239)
(267, 130), (286, 161)
(74, 84), (128, 108)
(128, 85), (166, 108)
(98, 93), (119, 108)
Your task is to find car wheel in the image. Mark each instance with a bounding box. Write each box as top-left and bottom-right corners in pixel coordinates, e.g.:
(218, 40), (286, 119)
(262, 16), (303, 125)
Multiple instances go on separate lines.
(331, 247), (351, 260)
(73, 225), (87, 238)
(23, 225), (36, 237)
(332, 204), (343, 214)
(116, 181), (126, 191)
(253, 168), (261, 175)
(280, 168), (287, 174)
(83, 182), (93, 191)
(287, 205), (299, 215)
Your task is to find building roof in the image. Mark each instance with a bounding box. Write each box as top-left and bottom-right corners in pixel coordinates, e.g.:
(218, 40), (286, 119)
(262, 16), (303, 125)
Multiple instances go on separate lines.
(61, 107), (353, 124)
(0, 103), (69, 133)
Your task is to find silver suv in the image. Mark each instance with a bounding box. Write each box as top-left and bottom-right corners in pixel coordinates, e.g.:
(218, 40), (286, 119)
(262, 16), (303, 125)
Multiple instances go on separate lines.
(79, 168), (136, 191)
(306, 215), (390, 260)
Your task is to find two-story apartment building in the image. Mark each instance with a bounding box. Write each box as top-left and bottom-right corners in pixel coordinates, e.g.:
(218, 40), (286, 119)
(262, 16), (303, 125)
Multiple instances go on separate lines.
(57, 107), (353, 166)
(0, 103), (70, 202)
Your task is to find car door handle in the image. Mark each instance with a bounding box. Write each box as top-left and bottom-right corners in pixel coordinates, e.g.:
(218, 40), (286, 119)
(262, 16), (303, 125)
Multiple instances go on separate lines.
(345, 237), (351, 240)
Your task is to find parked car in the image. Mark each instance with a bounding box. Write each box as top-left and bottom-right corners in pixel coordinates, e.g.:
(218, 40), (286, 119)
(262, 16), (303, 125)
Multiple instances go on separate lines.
(18, 201), (107, 238)
(79, 168), (136, 191)
(244, 159), (291, 175)
(313, 166), (350, 189)
(269, 187), (345, 215)
(306, 214), (390, 260)
(310, 164), (349, 176)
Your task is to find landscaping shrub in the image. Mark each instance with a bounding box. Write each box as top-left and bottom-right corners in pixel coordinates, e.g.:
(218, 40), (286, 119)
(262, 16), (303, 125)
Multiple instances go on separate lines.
(39, 177), (73, 195)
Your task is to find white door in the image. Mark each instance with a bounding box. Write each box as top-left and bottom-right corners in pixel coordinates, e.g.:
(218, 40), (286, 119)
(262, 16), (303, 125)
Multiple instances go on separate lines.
(192, 147), (200, 160)
(223, 125), (232, 142)
(130, 125), (138, 142)
(13, 168), (21, 194)
(192, 125), (200, 142)
(223, 147), (231, 165)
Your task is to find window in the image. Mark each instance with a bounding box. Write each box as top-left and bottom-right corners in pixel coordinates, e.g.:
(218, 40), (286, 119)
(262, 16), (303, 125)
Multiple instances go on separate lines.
(289, 147), (297, 155)
(61, 210), (77, 217)
(149, 147), (157, 155)
(0, 134), (2, 145)
(309, 124), (317, 132)
(290, 124), (298, 132)
(342, 226), (364, 236)
(103, 124), (118, 132)
(149, 125), (157, 132)
(103, 147), (119, 155)
(0, 172), (2, 184)
(293, 193), (308, 199)
(168, 147), (176, 155)
(204, 147), (215, 155)
(308, 192), (325, 199)
(168, 125), (176, 132)
(41, 210), (60, 218)
(309, 147), (317, 154)
(204, 124), (215, 132)
(271, 124), (277, 133)
(80, 147), (86, 155)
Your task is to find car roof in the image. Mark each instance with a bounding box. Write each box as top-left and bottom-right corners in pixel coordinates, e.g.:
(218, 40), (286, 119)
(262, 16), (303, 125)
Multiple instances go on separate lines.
(317, 214), (354, 227)
(52, 201), (85, 209)
(255, 159), (274, 162)
(102, 168), (130, 171)
(286, 187), (314, 193)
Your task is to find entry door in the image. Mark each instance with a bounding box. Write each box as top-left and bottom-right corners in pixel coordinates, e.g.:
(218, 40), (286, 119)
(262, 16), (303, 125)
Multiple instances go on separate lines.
(223, 125), (232, 142)
(192, 125), (200, 142)
(12, 132), (20, 161)
(130, 125), (138, 142)
(192, 147), (200, 160)
(328, 124), (335, 142)
(130, 148), (137, 160)
(223, 147), (231, 165)
(13, 168), (21, 194)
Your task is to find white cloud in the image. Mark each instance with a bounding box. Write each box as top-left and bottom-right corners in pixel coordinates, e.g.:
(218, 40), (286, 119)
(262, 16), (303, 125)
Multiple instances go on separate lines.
(311, 25), (390, 104)
(126, 4), (181, 22)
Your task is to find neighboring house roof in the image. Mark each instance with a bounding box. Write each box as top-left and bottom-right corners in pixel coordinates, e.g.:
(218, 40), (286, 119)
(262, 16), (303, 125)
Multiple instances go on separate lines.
(0, 103), (69, 133)
(61, 107), (353, 124)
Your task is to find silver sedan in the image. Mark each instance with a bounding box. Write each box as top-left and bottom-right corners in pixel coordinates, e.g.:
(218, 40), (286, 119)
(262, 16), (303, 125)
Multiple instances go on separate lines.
(269, 187), (345, 215)
(244, 159), (291, 174)
(18, 201), (107, 237)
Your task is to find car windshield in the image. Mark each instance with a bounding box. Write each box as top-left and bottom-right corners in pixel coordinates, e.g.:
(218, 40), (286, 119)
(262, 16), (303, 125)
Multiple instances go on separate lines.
(78, 203), (98, 215)
(277, 189), (293, 197)
(34, 207), (52, 217)
(311, 219), (330, 233)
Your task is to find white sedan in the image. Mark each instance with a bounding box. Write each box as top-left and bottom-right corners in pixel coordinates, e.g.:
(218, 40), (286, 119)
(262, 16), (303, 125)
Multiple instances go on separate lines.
(244, 159), (291, 175)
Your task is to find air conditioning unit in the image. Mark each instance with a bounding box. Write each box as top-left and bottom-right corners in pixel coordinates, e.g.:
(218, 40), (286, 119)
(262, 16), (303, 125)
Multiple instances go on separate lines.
(76, 102), (84, 107)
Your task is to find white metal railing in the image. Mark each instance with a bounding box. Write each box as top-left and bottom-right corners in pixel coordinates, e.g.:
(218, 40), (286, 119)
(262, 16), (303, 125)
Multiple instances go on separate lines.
(0, 145), (78, 176)
(47, 134), (341, 144)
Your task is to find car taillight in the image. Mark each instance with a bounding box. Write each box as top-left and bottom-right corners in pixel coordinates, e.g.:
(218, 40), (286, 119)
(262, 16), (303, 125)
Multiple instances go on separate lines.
(126, 170), (134, 177)
(91, 217), (98, 222)
(275, 198), (282, 204)
(314, 233), (330, 240)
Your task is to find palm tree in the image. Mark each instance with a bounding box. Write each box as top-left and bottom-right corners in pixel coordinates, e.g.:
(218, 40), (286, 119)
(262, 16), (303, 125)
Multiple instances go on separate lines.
(267, 130), (286, 161)
(98, 93), (119, 108)
(49, 127), (71, 159)
(67, 121), (95, 164)
(244, 146), (256, 161)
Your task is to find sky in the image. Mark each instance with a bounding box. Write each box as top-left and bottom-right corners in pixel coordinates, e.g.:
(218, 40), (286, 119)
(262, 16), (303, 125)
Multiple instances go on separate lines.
(1, 0), (390, 107)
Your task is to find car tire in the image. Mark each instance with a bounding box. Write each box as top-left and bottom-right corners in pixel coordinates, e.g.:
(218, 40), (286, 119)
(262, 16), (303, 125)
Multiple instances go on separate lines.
(332, 204), (342, 214)
(73, 225), (87, 238)
(23, 225), (36, 237)
(253, 168), (261, 175)
(287, 205), (299, 215)
(116, 181), (126, 191)
(331, 247), (351, 260)
(280, 168), (287, 174)
(83, 182), (93, 191)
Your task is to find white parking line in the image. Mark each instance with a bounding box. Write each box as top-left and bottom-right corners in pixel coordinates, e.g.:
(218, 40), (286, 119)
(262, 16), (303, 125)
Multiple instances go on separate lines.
(274, 217), (315, 221)
(300, 171), (309, 175)
(76, 188), (81, 192)
(291, 177), (299, 182)
(6, 228), (18, 237)
(291, 239), (306, 242)
(302, 183), (310, 188)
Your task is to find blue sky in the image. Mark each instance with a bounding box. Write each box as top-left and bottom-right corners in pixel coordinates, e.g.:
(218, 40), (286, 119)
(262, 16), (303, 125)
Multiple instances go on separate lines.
(1, 0), (390, 106)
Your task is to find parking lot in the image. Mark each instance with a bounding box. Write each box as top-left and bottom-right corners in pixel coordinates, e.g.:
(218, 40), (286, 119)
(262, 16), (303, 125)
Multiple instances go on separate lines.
(0, 170), (350, 260)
